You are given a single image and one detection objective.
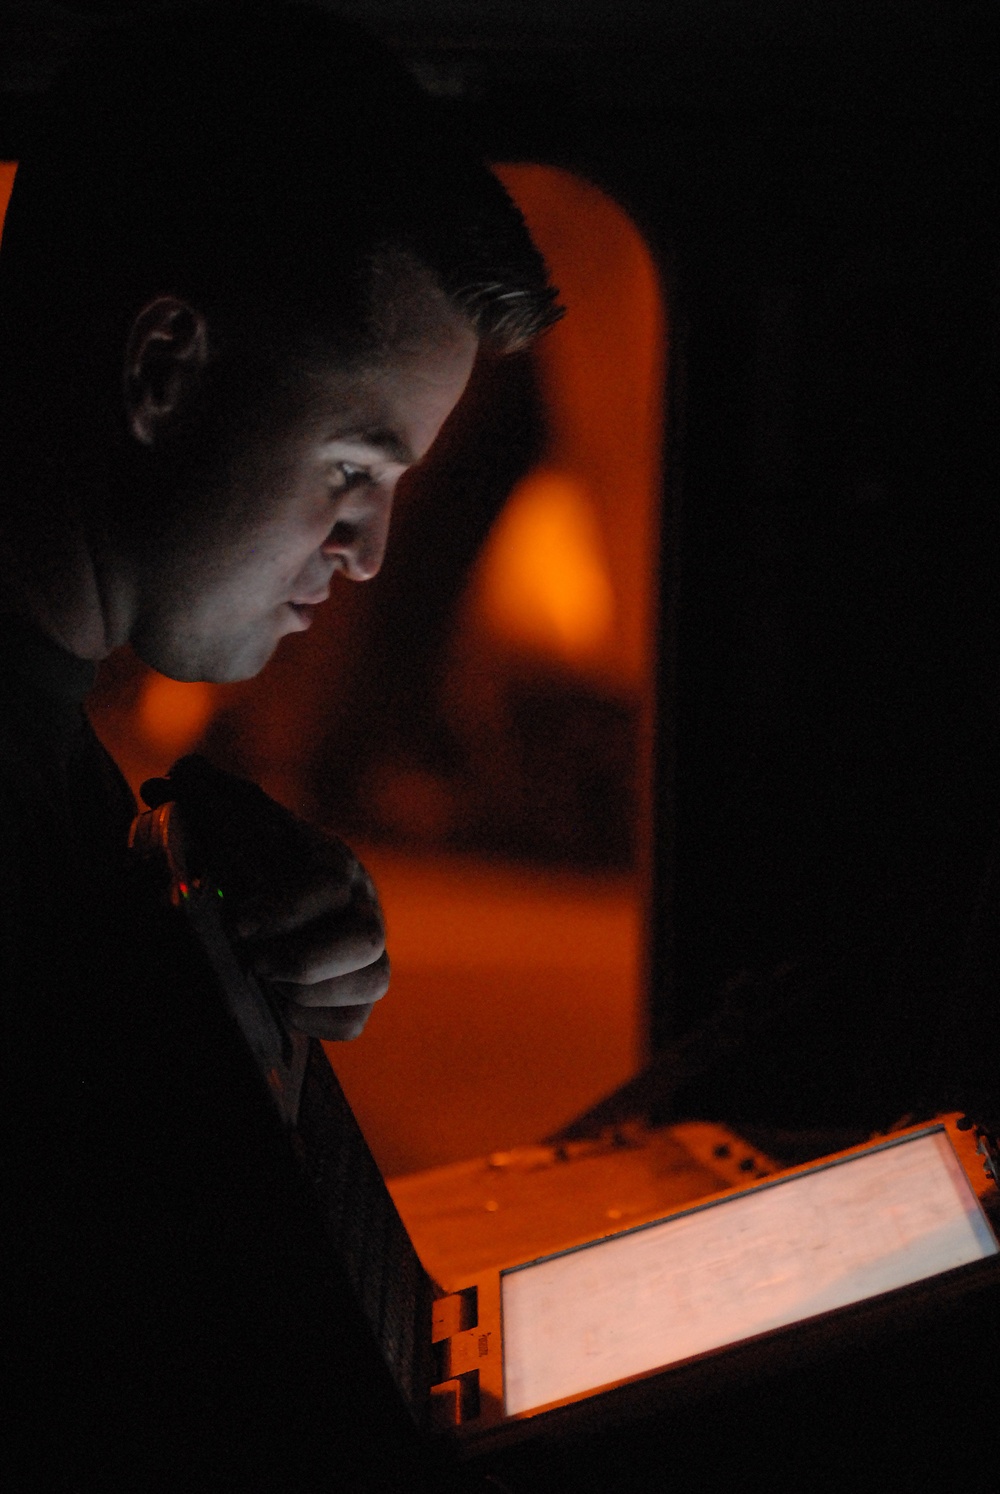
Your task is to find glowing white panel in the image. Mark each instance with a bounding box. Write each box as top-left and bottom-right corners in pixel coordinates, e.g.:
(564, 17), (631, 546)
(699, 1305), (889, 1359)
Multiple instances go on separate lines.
(502, 1130), (996, 1416)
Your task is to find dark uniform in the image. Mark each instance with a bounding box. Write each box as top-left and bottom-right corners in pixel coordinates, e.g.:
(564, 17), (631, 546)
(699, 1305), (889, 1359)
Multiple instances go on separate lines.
(1, 618), (427, 1492)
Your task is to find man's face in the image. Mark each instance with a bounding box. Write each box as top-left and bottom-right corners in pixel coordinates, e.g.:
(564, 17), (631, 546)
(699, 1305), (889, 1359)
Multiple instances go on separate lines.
(125, 297), (477, 682)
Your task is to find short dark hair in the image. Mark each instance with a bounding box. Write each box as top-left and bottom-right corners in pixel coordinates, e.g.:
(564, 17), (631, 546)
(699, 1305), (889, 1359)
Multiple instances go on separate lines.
(0, 2), (561, 400)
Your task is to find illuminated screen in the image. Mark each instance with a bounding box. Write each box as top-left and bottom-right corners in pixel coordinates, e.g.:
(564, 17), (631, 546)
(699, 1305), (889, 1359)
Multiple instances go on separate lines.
(502, 1129), (997, 1416)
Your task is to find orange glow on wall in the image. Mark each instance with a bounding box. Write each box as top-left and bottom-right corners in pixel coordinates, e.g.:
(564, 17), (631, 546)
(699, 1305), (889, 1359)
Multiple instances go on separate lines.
(0, 162), (15, 240)
(136, 673), (218, 760)
(328, 846), (641, 1176)
(476, 467), (615, 663)
(483, 165), (665, 690)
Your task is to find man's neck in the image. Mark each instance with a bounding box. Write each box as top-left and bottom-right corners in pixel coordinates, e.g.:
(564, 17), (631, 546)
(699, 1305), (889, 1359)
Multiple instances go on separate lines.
(0, 502), (125, 662)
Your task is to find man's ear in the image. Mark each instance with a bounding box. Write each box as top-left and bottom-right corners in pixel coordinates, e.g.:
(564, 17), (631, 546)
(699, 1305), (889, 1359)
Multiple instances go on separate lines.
(124, 297), (210, 447)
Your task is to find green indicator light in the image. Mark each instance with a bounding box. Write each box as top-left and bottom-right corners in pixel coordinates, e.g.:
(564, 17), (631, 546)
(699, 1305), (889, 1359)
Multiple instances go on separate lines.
(217, 887), (224, 899)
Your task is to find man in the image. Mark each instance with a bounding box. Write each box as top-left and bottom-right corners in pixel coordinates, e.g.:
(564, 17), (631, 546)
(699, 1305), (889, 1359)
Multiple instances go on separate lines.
(0, 5), (558, 1487)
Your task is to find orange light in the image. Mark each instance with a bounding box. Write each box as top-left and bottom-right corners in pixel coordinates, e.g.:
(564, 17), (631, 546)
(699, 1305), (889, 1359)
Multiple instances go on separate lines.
(0, 162), (16, 243)
(479, 165), (665, 688)
(136, 673), (217, 759)
(476, 468), (615, 663)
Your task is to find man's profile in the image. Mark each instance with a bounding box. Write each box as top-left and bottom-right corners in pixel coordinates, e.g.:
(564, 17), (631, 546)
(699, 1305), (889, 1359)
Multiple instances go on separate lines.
(0, 4), (558, 1486)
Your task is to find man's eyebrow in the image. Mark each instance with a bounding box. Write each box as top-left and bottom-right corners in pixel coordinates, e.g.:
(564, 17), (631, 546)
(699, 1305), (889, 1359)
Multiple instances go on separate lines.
(326, 427), (416, 466)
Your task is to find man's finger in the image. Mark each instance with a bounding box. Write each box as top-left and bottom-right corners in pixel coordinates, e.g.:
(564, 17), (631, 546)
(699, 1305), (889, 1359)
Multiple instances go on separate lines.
(271, 948), (391, 1008)
(283, 1000), (377, 1042)
(233, 867), (363, 939)
(248, 910), (386, 984)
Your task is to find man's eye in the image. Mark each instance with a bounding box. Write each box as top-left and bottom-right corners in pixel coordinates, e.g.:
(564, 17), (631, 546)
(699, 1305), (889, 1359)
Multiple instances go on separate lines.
(331, 464), (370, 494)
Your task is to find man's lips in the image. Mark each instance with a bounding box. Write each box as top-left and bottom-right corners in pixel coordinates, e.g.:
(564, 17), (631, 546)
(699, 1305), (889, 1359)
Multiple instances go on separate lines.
(287, 590), (330, 629)
(289, 588), (332, 607)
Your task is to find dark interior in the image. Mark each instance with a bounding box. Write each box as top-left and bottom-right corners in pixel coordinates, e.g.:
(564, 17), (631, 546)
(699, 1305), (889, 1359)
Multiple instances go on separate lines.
(2, 3), (997, 1486)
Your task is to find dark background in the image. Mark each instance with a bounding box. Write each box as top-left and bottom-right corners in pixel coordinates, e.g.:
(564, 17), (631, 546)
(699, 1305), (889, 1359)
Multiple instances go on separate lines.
(2, 0), (997, 1111)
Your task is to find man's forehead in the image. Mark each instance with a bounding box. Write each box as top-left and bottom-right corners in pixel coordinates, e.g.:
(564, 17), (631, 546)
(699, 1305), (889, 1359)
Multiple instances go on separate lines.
(293, 359), (406, 444)
(302, 314), (478, 465)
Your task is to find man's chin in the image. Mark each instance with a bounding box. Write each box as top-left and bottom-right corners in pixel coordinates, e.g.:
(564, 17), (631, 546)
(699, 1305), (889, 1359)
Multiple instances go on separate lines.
(194, 641), (281, 684)
(132, 628), (280, 685)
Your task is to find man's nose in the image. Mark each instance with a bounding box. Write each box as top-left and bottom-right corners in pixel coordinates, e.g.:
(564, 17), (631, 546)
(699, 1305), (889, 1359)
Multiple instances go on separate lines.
(321, 492), (394, 581)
